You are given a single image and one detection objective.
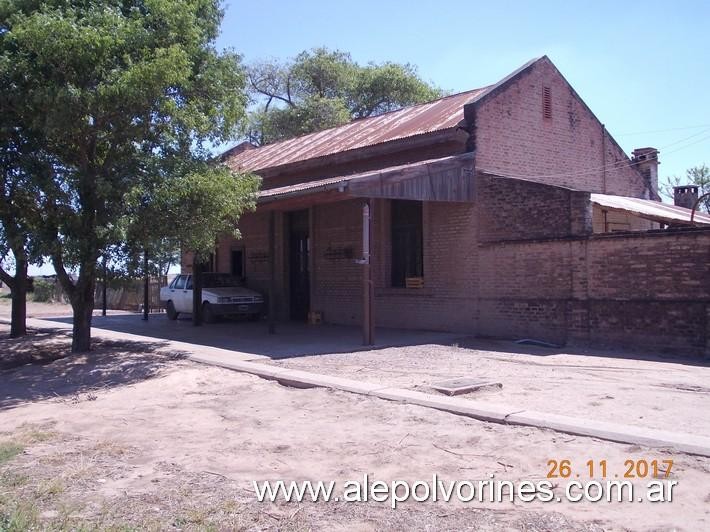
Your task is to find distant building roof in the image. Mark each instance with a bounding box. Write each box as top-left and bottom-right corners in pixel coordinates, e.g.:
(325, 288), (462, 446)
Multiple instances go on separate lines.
(591, 193), (710, 226)
(224, 87), (490, 173)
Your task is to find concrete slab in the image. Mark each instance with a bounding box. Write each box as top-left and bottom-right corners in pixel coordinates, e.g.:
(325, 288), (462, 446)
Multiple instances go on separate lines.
(36, 313), (462, 360)
(431, 378), (502, 396)
(506, 410), (710, 456)
(369, 387), (514, 423)
(272, 369), (385, 394)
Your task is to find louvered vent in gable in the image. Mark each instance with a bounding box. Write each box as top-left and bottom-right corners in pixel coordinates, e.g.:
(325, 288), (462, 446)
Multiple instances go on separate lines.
(542, 86), (552, 120)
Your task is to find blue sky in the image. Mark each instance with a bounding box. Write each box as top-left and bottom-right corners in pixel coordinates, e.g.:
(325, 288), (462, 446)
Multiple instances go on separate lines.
(219, 0), (709, 183)
(26, 1), (709, 276)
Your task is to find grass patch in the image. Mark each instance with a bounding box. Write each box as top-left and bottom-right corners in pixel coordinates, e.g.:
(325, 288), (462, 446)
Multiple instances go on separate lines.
(0, 472), (29, 489)
(0, 442), (23, 465)
(37, 478), (65, 499)
(0, 498), (40, 532)
(20, 430), (56, 445)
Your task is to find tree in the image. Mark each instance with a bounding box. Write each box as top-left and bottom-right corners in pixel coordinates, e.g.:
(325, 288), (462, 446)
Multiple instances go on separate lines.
(127, 161), (259, 325)
(245, 47), (444, 144)
(662, 164), (710, 213)
(0, 127), (47, 338)
(159, 165), (259, 325)
(1, 0), (251, 352)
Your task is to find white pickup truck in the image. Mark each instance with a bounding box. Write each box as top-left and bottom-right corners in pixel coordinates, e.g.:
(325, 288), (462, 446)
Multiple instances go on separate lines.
(160, 273), (264, 323)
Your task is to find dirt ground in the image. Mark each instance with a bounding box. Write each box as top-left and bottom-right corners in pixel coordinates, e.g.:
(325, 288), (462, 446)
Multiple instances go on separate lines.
(2, 324), (710, 531)
(266, 340), (710, 437)
(0, 291), (129, 320)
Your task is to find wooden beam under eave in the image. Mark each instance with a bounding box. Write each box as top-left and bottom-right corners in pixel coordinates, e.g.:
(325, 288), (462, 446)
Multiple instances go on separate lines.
(257, 189), (350, 212)
(347, 153), (475, 202)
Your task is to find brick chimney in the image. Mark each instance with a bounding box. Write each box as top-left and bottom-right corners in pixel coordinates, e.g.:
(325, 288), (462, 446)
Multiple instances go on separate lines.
(673, 185), (699, 209)
(632, 147), (660, 199)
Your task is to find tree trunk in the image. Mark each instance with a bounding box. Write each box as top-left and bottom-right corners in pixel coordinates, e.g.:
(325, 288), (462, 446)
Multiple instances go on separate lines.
(192, 258), (203, 326)
(9, 260), (27, 338)
(70, 277), (96, 352)
(102, 256), (107, 316)
(143, 250), (150, 321)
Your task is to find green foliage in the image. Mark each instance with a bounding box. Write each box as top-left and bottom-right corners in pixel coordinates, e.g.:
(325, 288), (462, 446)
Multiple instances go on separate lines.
(0, 501), (39, 532)
(1, 1), (255, 349)
(662, 164), (710, 212)
(0, 442), (23, 465)
(246, 47), (444, 144)
(152, 164), (260, 261)
(31, 278), (55, 303)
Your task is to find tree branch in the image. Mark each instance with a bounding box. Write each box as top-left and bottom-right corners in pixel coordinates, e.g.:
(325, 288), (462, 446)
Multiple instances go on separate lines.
(51, 250), (75, 299)
(0, 264), (15, 289)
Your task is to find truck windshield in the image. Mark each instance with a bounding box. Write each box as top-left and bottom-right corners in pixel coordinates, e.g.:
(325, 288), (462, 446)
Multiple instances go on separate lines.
(202, 273), (242, 288)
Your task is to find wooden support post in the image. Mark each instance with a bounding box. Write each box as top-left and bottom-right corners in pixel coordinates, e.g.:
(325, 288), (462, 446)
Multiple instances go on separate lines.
(268, 210), (276, 334)
(362, 199), (374, 345)
(142, 251), (149, 321)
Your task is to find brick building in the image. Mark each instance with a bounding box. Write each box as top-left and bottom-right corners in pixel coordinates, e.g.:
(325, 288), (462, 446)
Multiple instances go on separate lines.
(183, 56), (710, 355)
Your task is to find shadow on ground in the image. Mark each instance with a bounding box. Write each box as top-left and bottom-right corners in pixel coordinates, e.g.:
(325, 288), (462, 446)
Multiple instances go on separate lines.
(454, 336), (710, 367)
(41, 312), (709, 366)
(0, 326), (185, 410)
(45, 313), (464, 359)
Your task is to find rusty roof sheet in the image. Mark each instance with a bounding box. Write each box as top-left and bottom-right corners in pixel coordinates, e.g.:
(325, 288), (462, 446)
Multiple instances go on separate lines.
(591, 193), (710, 226)
(226, 87), (491, 173)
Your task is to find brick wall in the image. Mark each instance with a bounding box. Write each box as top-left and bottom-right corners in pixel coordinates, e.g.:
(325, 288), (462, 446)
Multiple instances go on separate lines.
(580, 230), (710, 353)
(214, 210), (290, 319)
(200, 172), (709, 356)
(473, 58), (649, 198)
(311, 201), (364, 324)
(372, 200), (479, 331)
(209, 175), (708, 356)
(308, 198), (480, 332)
(476, 174), (592, 242)
(477, 229), (710, 355)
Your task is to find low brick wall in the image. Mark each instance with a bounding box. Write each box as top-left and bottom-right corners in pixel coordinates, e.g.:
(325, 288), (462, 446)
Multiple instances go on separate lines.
(478, 228), (710, 356)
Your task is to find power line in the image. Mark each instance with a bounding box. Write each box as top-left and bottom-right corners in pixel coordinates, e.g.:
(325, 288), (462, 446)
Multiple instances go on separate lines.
(662, 132), (710, 156)
(616, 124), (710, 136)
(654, 128), (710, 150)
(491, 128), (710, 182)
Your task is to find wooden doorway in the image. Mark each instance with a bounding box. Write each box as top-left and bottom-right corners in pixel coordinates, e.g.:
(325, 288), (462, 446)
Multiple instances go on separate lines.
(288, 210), (310, 320)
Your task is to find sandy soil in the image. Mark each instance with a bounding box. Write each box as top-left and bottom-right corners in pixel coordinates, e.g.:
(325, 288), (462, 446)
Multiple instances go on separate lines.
(0, 291), (74, 318)
(1, 325), (709, 531)
(0, 294), (140, 324)
(266, 339), (710, 437)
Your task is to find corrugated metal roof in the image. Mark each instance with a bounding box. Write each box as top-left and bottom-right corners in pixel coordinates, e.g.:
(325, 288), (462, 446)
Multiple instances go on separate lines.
(259, 174), (352, 200)
(591, 193), (710, 226)
(226, 87), (491, 173)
